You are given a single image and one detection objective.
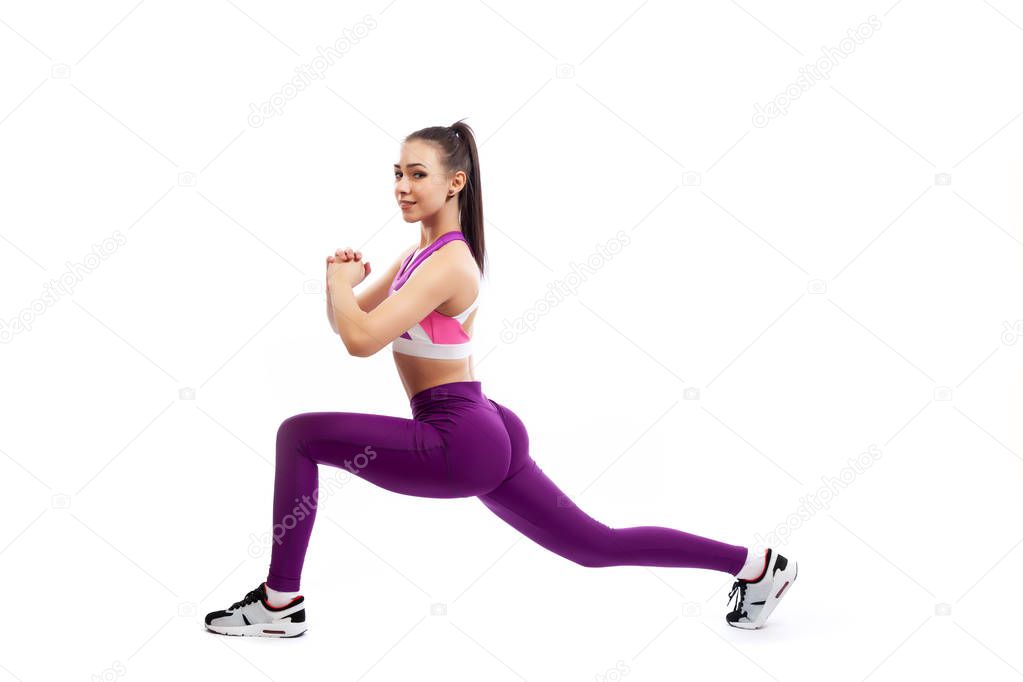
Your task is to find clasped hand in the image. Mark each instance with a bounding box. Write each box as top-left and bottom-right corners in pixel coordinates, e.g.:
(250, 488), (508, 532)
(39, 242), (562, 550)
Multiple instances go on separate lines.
(326, 247), (371, 290)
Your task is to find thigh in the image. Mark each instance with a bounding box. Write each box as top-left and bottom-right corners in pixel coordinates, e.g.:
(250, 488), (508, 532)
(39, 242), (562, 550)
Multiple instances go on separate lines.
(477, 458), (613, 563)
(278, 411), (457, 498)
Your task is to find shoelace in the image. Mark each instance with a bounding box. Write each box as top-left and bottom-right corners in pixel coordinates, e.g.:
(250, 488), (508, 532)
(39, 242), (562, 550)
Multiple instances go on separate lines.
(230, 585), (265, 611)
(727, 580), (748, 619)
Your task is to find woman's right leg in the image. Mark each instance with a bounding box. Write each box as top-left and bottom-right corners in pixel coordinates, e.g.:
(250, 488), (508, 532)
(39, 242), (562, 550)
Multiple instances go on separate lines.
(478, 401), (750, 574)
(267, 410), (478, 592)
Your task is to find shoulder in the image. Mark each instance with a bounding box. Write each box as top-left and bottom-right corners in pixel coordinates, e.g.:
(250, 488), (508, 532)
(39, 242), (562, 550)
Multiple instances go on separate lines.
(435, 238), (479, 280)
(404, 240), (477, 298)
(388, 243), (417, 273)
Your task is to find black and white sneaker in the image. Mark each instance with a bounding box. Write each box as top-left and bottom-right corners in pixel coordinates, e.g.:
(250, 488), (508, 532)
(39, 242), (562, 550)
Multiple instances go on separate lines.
(204, 582), (307, 638)
(725, 548), (798, 630)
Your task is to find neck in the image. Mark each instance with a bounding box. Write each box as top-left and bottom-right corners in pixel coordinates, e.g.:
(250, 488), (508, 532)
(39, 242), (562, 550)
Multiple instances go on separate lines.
(419, 197), (462, 248)
(417, 226), (462, 250)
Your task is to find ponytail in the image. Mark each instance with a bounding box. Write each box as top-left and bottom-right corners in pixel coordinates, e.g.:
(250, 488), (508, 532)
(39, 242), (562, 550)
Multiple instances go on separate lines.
(405, 119), (486, 276)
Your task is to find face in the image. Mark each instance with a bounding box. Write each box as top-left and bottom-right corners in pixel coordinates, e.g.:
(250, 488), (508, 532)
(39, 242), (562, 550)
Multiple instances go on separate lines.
(394, 139), (465, 222)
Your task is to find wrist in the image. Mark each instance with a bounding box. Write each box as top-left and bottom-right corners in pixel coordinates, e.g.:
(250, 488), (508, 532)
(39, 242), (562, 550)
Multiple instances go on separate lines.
(329, 272), (353, 291)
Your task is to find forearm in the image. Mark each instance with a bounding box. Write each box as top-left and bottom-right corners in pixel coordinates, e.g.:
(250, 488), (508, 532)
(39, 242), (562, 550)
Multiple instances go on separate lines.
(329, 276), (372, 355)
(353, 287), (377, 314)
(326, 286), (339, 334)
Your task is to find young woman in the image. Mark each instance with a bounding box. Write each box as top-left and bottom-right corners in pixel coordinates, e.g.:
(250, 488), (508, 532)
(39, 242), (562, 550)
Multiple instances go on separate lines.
(204, 120), (798, 637)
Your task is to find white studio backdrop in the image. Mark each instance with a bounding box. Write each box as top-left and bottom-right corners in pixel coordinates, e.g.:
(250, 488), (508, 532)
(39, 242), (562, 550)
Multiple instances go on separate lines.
(1, 0), (1022, 680)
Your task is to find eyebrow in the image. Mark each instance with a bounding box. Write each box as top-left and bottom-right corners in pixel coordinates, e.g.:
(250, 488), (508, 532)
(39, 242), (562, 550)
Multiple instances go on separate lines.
(393, 163), (427, 169)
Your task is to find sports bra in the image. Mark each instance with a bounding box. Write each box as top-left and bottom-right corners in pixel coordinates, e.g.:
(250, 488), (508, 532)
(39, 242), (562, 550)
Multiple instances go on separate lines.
(388, 230), (480, 360)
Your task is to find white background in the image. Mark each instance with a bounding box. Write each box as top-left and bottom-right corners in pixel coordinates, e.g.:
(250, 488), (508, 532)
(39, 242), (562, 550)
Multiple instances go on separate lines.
(1, 0), (1022, 680)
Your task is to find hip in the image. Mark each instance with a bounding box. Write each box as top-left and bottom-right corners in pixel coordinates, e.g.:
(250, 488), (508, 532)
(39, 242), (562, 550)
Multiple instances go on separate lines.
(409, 380), (494, 420)
(409, 380), (511, 460)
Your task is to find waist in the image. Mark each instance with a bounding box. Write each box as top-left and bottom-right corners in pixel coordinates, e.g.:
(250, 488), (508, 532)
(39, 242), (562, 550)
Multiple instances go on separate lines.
(409, 380), (488, 417)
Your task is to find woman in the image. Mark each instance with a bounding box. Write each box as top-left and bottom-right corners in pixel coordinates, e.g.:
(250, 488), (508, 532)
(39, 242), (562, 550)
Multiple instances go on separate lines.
(204, 120), (798, 637)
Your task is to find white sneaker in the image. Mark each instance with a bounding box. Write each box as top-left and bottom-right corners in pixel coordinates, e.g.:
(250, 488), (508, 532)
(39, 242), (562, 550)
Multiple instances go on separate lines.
(725, 548), (797, 629)
(204, 582), (307, 638)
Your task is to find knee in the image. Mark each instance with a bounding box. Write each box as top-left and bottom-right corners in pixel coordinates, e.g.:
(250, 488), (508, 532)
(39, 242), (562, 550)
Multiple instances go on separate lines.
(276, 414), (311, 455)
(569, 551), (611, 569)
(277, 414), (302, 440)
(571, 556), (601, 568)
(563, 525), (616, 568)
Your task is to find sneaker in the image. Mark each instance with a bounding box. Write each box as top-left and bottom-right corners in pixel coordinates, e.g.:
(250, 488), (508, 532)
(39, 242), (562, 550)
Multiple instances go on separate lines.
(204, 582), (307, 638)
(725, 548), (797, 629)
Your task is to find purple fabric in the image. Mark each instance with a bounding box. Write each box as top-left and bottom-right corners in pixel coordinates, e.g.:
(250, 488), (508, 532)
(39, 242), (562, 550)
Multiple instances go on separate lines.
(266, 381), (749, 591)
(390, 231), (466, 292)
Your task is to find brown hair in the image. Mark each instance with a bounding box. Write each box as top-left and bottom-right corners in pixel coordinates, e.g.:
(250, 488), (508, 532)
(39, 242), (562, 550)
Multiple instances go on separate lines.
(405, 119), (486, 276)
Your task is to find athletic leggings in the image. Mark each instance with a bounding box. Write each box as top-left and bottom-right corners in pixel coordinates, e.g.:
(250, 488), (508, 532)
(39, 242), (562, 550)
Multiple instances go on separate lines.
(266, 381), (749, 591)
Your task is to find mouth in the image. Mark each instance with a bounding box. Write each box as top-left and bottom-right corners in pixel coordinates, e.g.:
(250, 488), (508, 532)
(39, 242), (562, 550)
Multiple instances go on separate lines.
(400, 201), (415, 209)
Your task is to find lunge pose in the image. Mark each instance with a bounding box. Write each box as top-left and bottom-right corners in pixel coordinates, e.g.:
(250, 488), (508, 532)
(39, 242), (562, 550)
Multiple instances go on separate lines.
(204, 120), (797, 637)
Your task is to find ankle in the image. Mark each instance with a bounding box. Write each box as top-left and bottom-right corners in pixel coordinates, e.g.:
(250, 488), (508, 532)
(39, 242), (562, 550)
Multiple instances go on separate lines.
(735, 548), (768, 581)
(264, 582), (301, 606)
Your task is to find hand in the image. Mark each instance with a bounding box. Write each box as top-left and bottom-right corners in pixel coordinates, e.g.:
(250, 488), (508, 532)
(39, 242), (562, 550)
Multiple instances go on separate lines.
(326, 247), (371, 288)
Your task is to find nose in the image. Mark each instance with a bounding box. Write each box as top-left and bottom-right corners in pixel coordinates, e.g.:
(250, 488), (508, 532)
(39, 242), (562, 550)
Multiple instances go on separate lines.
(395, 175), (411, 196)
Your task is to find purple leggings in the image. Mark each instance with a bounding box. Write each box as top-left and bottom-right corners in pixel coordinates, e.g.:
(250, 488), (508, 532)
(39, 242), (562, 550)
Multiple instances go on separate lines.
(267, 381), (749, 591)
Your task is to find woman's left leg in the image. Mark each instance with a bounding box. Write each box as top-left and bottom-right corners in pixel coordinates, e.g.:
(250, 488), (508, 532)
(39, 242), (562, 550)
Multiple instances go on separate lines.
(479, 400), (749, 574)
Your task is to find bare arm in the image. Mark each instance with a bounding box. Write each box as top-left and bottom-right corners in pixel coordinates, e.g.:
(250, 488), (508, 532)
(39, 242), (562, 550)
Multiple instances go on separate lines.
(354, 244), (415, 313)
(331, 248), (470, 357)
(325, 255), (340, 333)
(326, 283), (339, 334)
(326, 245), (413, 335)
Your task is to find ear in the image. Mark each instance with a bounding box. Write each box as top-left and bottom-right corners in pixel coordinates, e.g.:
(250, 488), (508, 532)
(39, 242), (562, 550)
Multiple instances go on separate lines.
(449, 170), (467, 195)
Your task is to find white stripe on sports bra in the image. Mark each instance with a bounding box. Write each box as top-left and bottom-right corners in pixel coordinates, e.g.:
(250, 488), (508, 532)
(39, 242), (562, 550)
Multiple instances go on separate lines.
(388, 231), (480, 359)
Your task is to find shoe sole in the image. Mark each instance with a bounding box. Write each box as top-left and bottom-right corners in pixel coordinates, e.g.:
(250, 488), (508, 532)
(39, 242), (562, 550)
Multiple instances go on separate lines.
(205, 622), (307, 638)
(728, 560), (798, 630)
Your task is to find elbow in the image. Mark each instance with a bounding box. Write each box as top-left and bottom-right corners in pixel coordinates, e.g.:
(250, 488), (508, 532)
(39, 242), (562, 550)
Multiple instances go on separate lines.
(337, 321), (369, 357)
(345, 334), (379, 358)
(339, 319), (386, 357)
(338, 330), (362, 357)
(343, 338), (367, 357)
(352, 340), (385, 358)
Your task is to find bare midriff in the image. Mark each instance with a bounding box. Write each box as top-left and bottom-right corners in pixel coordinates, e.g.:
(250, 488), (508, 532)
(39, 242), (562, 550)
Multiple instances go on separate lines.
(392, 308), (477, 400)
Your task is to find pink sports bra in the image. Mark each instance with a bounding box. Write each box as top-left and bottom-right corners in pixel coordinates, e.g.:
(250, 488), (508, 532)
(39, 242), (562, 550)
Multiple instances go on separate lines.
(388, 231), (480, 360)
